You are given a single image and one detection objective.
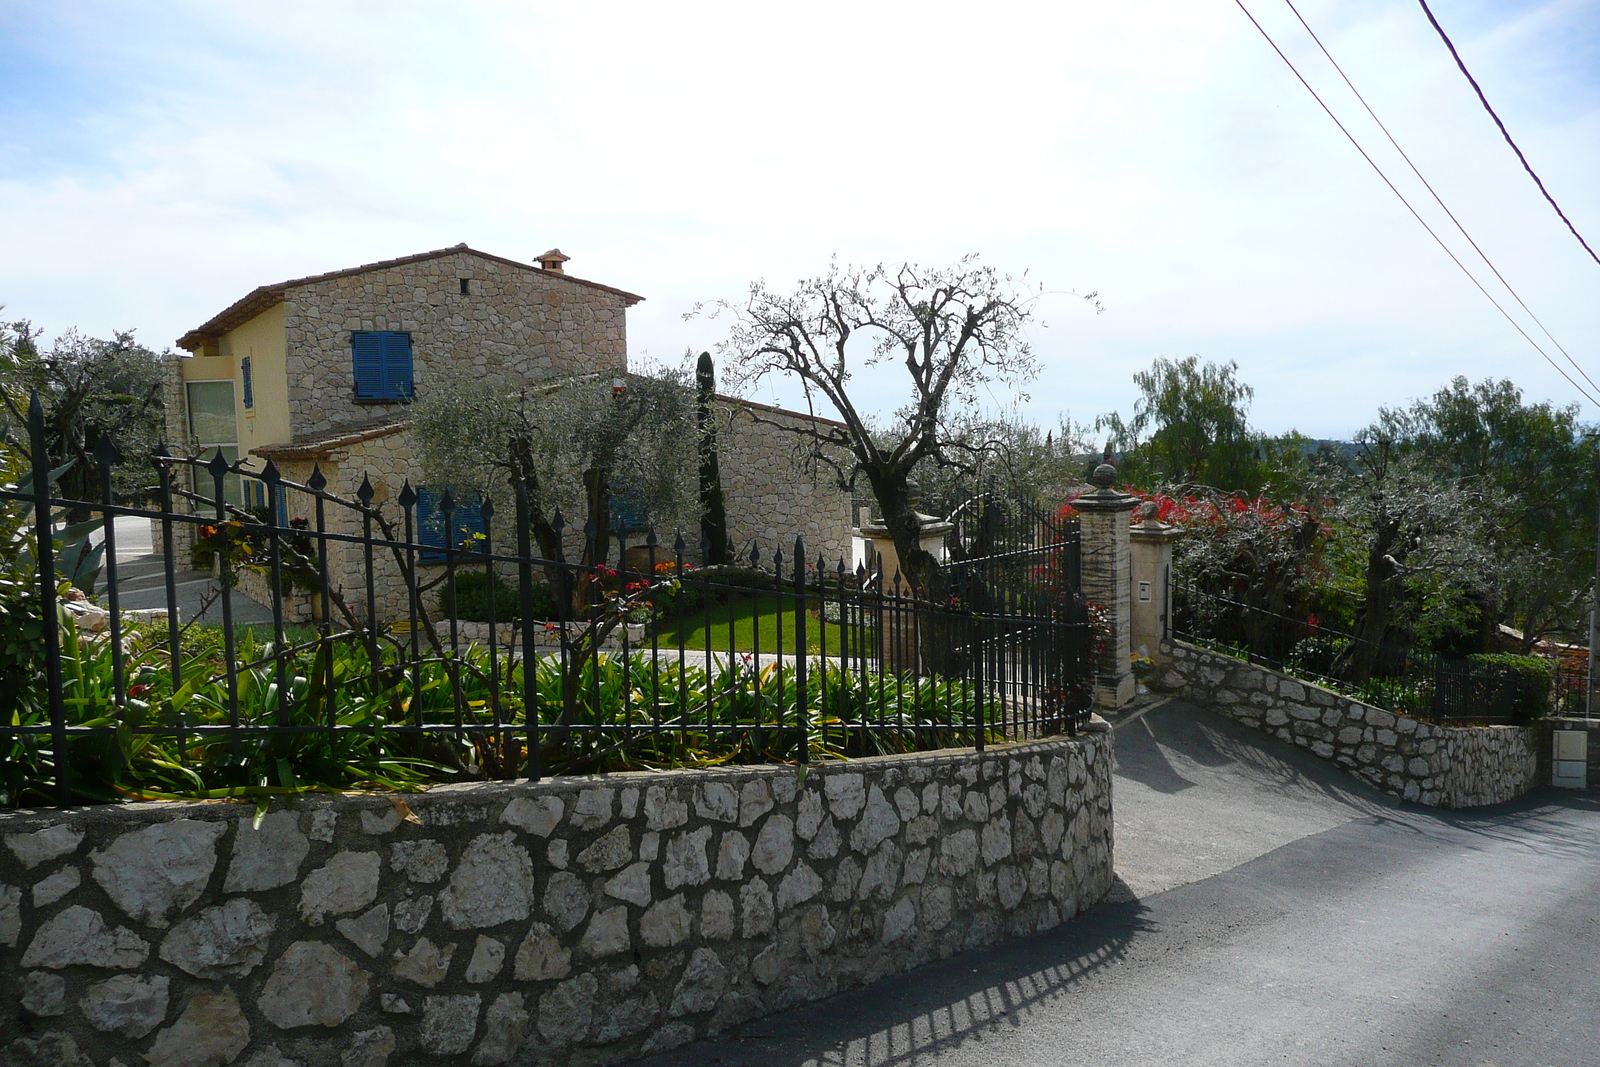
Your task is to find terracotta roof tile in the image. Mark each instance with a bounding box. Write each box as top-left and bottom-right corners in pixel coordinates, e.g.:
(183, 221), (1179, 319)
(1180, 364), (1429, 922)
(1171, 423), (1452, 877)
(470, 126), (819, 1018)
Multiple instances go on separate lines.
(251, 421), (408, 461)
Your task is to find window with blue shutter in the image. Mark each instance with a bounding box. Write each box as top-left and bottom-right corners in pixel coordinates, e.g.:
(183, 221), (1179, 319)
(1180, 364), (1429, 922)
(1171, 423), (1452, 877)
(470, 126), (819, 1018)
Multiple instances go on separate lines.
(415, 489), (486, 561)
(351, 331), (414, 401)
(240, 356), (254, 408)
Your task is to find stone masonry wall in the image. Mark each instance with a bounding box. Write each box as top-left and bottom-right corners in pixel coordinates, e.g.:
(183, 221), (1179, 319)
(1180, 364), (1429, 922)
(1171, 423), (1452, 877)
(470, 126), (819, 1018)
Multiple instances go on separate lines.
(284, 251), (632, 440)
(0, 738), (1114, 1067)
(1157, 639), (1538, 808)
(717, 401), (853, 567)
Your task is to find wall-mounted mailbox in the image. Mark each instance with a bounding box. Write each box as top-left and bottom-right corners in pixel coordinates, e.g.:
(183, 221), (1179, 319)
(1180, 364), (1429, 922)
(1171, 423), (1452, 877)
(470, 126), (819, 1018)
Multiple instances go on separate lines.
(1553, 730), (1588, 789)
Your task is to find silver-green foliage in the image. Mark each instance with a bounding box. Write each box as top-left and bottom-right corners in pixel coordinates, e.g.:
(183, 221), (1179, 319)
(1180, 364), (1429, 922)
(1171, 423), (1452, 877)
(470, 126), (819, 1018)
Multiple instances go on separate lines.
(410, 364), (698, 535)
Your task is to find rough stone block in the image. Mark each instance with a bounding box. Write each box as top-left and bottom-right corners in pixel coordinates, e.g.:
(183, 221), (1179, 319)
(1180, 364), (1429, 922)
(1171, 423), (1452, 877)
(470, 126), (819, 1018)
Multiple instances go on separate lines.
(569, 788), (615, 830)
(21, 971), (65, 1017)
(662, 826), (712, 890)
(259, 941), (369, 1028)
(464, 936), (505, 983)
(390, 840), (448, 883)
(300, 851), (381, 925)
(577, 826), (633, 873)
(144, 988), (250, 1067)
(579, 905), (630, 958)
(161, 898), (277, 977)
(342, 1026), (396, 1067)
(79, 974), (171, 1038)
(392, 936), (455, 988)
(501, 796), (563, 837)
(694, 782), (739, 824)
(5, 825), (85, 870)
(667, 948), (728, 1017)
(91, 819), (225, 928)
(31, 867), (79, 908)
(641, 896), (691, 948)
(21, 905), (148, 970)
(440, 834), (532, 928)
(537, 974), (597, 1046)
(739, 780), (775, 827)
(699, 890), (735, 940)
(474, 993), (528, 1065)
(643, 786), (688, 831)
(421, 995), (480, 1055)
(825, 773), (866, 819)
(513, 923), (570, 981)
(752, 815), (795, 874)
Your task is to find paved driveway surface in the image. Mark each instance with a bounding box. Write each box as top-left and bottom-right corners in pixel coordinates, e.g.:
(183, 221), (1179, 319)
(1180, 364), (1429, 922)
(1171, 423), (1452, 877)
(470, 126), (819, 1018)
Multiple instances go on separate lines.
(635, 701), (1600, 1067)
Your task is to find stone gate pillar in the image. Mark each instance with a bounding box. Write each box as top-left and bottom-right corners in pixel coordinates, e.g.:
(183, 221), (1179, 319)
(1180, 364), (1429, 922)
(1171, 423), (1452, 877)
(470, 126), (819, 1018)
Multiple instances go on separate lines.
(1129, 500), (1181, 663)
(1074, 462), (1141, 709)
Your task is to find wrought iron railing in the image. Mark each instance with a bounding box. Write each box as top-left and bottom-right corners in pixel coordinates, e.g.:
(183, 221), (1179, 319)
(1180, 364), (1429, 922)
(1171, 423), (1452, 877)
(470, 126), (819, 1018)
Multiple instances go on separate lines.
(0, 392), (1091, 807)
(1171, 582), (1546, 725)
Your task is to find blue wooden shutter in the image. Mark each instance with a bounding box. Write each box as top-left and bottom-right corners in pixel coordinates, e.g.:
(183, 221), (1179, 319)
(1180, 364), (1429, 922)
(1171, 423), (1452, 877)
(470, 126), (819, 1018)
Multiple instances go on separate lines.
(384, 332), (414, 399)
(416, 490), (484, 561)
(240, 356), (254, 408)
(352, 332), (384, 399)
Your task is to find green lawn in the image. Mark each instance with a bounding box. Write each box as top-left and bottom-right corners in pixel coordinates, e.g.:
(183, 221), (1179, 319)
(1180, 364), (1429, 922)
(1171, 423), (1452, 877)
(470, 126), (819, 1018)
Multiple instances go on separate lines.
(652, 595), (857, 655)
(192, 623), (325, 648)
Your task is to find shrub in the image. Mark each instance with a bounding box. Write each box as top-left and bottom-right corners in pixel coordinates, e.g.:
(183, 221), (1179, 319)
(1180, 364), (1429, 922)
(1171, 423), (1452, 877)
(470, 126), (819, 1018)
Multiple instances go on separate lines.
(1284, 635), (1348, 679)
(1466, 653), (1554, 721)
(442, 571), (557, 622)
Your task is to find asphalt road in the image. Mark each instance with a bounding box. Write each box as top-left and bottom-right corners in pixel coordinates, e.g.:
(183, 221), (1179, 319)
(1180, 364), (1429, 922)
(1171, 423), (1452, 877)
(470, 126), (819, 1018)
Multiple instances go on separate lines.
(639, 700), (1600, 1067)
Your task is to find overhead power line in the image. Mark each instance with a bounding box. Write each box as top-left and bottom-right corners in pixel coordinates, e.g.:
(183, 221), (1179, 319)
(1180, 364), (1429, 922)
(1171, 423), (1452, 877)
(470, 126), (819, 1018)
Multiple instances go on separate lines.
(1415, 0), (1600, 269)
(1281, 0), (1600, 398)
(1231, 0), (1600, 407)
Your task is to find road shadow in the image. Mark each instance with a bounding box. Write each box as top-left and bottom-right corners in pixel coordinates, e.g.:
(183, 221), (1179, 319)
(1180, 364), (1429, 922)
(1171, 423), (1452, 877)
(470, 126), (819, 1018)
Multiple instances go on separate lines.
(633, 885), (1154, 1067)
(1112, 713), (1197, 794)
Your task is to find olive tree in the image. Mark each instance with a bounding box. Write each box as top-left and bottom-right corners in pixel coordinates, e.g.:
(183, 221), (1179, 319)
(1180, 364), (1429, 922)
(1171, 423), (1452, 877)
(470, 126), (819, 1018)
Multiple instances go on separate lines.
(0, 320), (167, 507)
(705, 257), (1093, 597)
(409, 365), (697, 569)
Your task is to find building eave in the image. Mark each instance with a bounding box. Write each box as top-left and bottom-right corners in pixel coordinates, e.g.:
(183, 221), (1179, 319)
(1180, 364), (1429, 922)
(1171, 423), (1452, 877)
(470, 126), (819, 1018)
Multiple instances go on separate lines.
(177, 244), (646, 352)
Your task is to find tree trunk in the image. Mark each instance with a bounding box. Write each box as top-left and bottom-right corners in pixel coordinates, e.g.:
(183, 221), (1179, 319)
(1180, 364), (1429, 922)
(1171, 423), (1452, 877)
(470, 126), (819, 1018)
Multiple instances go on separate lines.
(1334, 517), (1412, 685)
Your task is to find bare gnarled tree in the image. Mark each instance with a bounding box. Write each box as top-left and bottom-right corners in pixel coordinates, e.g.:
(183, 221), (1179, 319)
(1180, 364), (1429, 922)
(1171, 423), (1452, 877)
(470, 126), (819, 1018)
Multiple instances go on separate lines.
(702, 257), (1096, 597)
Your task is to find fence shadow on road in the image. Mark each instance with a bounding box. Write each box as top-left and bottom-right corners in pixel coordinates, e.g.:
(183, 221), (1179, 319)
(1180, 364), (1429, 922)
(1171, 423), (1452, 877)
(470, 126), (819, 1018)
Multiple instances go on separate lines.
(1117, 699), (1401, 822)
(635, 889), (1154, 1067)
(1414, 787), (1600, 859)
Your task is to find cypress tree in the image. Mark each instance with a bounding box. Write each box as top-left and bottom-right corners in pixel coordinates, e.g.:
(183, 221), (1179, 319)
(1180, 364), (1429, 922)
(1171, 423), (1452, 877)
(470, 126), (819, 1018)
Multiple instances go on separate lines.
(696, 351), (731, 565)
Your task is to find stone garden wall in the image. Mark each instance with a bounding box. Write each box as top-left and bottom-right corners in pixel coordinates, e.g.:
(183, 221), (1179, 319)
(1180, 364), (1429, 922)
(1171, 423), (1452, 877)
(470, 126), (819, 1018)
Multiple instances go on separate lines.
(718, 399), (854, 568)
(1157, 639), (1539, 808)
(0, 737), (1114, 1067)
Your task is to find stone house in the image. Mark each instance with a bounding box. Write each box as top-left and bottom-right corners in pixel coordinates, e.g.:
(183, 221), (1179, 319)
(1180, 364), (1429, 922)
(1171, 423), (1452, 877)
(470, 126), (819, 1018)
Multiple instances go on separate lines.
(164, 244), (852, 621)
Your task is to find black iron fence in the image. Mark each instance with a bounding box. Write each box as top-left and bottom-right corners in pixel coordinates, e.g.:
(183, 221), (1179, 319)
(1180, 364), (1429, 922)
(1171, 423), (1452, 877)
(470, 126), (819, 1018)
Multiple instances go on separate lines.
(1553, 654), (1593, 718)
(0, 395), (1091, 808)
(1172, 582), (1549, 725)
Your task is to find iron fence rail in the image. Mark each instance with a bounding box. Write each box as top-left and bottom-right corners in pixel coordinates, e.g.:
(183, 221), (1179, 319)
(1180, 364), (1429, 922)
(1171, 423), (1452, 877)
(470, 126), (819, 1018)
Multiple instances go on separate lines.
(1172, 582), (1542, 725)
(1, 395), (1092, 807)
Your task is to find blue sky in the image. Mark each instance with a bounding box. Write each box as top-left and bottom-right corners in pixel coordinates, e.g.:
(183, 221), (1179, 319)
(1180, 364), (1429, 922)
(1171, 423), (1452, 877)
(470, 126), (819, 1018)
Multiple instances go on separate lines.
(1, 0), (1596, 438)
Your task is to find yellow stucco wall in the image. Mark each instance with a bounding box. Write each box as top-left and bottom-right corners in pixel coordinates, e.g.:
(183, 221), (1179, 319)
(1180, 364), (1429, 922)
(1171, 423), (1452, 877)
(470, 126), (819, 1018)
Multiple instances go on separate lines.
(180, 303), (289, 471)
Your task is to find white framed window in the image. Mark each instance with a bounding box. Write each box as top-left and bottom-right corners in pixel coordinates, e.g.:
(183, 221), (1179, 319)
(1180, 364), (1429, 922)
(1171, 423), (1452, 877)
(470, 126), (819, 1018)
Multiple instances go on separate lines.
(186, 380), (244, 507)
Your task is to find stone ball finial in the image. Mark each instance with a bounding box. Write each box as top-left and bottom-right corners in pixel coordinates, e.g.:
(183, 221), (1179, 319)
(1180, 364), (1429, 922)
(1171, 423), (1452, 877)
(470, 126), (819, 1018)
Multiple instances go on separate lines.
(1088, 462), (1118, 490)
(1140, 499), (1159, 522)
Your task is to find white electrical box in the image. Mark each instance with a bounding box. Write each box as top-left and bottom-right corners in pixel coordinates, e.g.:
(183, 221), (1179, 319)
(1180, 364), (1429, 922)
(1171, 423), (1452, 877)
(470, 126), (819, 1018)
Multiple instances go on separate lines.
(1552, 731), (1588, 789)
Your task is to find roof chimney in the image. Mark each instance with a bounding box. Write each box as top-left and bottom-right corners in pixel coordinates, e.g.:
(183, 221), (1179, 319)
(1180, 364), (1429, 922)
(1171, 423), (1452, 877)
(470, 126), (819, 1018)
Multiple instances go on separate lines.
(537, 248), (570, 274)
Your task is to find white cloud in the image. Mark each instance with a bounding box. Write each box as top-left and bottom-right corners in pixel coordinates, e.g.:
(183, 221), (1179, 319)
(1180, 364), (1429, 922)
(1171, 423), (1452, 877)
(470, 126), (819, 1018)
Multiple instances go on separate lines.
(1, 0), (1595, 438)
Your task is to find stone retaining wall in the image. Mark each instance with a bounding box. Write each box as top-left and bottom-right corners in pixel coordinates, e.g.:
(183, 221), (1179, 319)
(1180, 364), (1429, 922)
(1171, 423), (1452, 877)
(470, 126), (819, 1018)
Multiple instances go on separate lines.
(1, 737), (1113, 1067)
(1158, 640), (1538, 808)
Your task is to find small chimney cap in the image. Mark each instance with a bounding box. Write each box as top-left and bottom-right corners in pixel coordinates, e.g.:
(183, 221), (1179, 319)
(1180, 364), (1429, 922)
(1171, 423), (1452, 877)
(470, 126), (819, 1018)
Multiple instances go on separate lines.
(537, 248), (570, 273)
